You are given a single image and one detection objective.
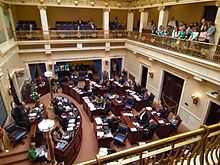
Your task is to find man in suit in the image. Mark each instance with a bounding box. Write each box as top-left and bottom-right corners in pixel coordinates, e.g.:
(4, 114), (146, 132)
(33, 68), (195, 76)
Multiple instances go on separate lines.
(138, 109), (150, 128)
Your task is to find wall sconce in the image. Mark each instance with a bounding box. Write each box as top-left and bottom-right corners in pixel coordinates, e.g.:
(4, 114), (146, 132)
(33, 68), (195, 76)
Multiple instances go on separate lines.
(39, 0), (44, 3)
(104, 2), (109, 7)
(90, 1), (95, 6)
(117, 3), (121, 8)
(149, 72), (154, 78)
(74, 0), (78, 5)
(57, 0), (61, 4)
(191, 95), (199, 105)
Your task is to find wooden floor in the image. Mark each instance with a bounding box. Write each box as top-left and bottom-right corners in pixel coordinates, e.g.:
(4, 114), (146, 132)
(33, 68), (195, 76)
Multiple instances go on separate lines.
(0, 90), (188, 165)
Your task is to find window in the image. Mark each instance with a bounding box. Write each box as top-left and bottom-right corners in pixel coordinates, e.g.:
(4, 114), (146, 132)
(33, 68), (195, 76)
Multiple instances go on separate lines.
(0, 92), (7, 126)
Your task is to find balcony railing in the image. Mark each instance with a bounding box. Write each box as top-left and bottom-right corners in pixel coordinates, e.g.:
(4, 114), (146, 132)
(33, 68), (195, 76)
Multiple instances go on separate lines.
(79, 123), (220, 165)
(15, 30), (220, 64)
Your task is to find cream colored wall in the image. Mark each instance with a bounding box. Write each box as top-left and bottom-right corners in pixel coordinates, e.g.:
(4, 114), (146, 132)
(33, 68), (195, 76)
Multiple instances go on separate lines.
(110, 9), (127, 27)
(168, 2), (214, 24)
(124, 51), (220, 130)
(47, 7), (103, 29)
(148, 7), (159, 25)
(11, 5), (41, 28)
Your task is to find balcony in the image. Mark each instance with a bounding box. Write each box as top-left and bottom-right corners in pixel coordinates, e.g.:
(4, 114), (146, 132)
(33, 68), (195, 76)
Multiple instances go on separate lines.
(16, 30), (220, 64)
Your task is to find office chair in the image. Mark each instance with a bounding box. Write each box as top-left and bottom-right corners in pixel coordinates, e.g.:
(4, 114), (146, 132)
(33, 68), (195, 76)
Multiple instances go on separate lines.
(5, 123), (27, 146)
(113, 123), (129, 145)
(145, 93), (155, 107)
(124, 98), (135, 111)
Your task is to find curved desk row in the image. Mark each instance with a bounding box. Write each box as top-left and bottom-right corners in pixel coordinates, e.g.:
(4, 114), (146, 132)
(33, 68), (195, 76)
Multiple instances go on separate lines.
(52, 96), (82, 165)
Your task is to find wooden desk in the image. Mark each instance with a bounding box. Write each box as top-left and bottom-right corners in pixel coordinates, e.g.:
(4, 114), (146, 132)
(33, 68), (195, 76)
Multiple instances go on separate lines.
(146, 108), (173, 138)
(121, 113), (144, 144)
(94, 117), (113, 148)
(111, 99), (124, 116)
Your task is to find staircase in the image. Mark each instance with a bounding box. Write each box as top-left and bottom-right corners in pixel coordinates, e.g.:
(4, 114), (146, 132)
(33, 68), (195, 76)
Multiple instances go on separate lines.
(0, 149), (32, 165)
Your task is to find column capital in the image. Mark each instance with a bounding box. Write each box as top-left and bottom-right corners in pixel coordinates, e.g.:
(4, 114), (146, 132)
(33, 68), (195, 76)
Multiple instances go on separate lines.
(103, 8), (110, 12)
(139, 8), (145, 13)
(38, 5), (47, 10)
(158, 6), (166, 11)
(128, 9), (134, 13)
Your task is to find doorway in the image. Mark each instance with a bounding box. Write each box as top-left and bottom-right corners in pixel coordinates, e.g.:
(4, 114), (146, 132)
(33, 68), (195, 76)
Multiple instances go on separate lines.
(110, 58), (122, 78)
(141, 66), (148, 88)
(205, 102), (220, 126)
(28, 63), (46, 80)
(203, 6), (218, 22)
(160, 71), (184, 113)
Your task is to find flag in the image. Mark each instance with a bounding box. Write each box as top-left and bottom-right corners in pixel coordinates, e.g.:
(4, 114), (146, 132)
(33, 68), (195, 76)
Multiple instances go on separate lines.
(8, 72), (20, 105)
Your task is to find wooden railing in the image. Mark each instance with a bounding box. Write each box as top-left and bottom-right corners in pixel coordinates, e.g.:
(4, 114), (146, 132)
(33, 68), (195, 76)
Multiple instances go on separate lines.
(78, 123), (220, 165)
(15, 30), (220, 64)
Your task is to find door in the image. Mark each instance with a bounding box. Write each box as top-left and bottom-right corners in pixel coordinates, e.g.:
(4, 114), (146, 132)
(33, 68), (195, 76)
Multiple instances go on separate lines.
(110, 58), (122, 78)
(28, 63), (46, 80)
(203, 6), (218, 22)
(205, 102), (220, 126)
(141, 66), (148, 88)
(161, 71), (184, 113)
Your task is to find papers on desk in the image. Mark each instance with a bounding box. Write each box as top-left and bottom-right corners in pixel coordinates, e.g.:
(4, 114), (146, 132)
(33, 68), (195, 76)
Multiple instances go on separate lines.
(132, 95), (141, 101)
(114, 81), (123, 87)
(158, 120), (165, 124)
(146, 107), (152, 111)
(130, 127), (137, 132)
(122, 112), (133, 117)
(105, 132), (113, 138)
(95, 117), (103, 125)
(97, 131), (104, 137)
(98, 148), (108, 156)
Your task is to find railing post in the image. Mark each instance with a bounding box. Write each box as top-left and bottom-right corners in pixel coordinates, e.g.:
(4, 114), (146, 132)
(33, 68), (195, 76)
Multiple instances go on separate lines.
(200, 125), (209, 165)
(139, 152), (143, 165)
(96, 154), (101, 165)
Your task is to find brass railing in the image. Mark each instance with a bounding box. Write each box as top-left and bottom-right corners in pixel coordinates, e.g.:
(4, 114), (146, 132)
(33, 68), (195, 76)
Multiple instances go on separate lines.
(15, 30), (220, 64)
(78, 123), (220, 165)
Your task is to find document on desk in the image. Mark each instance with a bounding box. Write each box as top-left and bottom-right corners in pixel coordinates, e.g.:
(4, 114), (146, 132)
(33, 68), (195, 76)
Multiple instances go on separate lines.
(95, 117), (103, 125)
(130, 127), (137, 132)
(158, 120), (165, 124)
(97, 131), (104, 137)
(122, 112), (133, 117)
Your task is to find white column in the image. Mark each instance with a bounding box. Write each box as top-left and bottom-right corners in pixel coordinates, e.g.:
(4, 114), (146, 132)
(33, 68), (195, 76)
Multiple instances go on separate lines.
(214, 5), (220, 44)
(139, 9), (149, 33)
(0, 5), (9, 41)
(8, 7), (16, 39)
(158, 6), (169, 28)
(103, 9), (110, 32)
(127, 10), (134, 31)
(39, 6), (49, 36)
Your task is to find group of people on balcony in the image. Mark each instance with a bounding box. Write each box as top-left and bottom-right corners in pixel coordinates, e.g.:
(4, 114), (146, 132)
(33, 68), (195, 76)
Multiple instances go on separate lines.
(150, 18), (216, 44)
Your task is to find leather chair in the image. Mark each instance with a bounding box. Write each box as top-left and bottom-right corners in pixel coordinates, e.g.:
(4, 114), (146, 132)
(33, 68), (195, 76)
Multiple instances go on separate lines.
(145, 93), (155, 107)
(124, 97), (135, 111)
(113, 123), (128, 145)
(5, 123), (27, 146)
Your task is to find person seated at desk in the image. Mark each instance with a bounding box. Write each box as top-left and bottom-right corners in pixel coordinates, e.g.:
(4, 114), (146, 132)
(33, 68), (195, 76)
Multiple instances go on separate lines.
(158, 105), (170, 119)
(118, 76), (126, 85)
(107, 114), (121, 133)
(137, 109), (151, 128)
(11, 102), (31, 130)
(28, 142), (49, 163)
(52, 126), (65, 143)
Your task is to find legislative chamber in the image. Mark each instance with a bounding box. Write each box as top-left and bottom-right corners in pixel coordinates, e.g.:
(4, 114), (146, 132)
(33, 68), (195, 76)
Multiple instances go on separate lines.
(0, 0), (220, 165)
